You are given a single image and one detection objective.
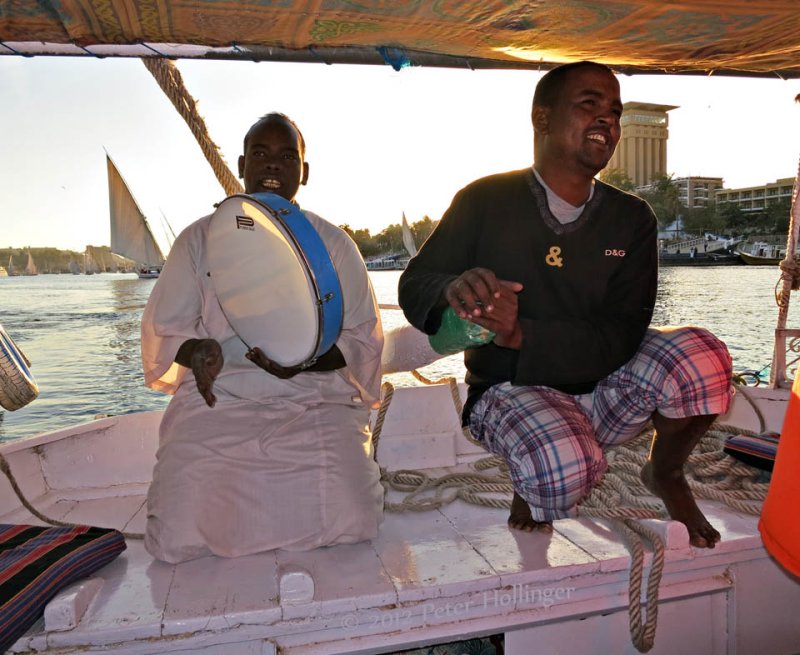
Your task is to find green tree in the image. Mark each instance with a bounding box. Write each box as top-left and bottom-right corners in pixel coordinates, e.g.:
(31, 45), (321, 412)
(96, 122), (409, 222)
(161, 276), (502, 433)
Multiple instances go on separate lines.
(340, 224), (380, 257)
(681, 203), (724, 236)
(340, 216), (440, 258)
(598, 168), (635, 192)
(411, 216), (437, 248)
(638, 174), (682, 228)
(375, 224), (403, 254)
(716, 202), (747, 233)
(765, 196), (792, 235)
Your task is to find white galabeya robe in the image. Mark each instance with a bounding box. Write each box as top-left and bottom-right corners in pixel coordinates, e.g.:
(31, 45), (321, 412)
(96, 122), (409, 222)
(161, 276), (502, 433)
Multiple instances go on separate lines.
(141, 210), (384, 563)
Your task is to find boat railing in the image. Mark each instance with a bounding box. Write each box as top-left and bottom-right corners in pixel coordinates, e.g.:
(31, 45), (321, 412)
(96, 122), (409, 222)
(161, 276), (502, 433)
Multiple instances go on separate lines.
(772, 328), (800, 389)
(660, 236), (734, 255)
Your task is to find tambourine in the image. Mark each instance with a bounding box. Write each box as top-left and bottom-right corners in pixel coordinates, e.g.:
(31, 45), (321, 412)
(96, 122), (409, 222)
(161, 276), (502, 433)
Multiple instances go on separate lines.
(207, 193), (343, 368)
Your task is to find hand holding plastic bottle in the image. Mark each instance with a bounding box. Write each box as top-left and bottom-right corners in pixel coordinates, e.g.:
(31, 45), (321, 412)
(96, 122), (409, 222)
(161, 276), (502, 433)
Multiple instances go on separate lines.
(439, 267), (524, 351)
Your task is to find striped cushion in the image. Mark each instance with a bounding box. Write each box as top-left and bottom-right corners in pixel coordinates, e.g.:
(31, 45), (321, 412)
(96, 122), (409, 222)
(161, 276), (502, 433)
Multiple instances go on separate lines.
(723, 432), (779, 472)
(0, 524), (126, 651)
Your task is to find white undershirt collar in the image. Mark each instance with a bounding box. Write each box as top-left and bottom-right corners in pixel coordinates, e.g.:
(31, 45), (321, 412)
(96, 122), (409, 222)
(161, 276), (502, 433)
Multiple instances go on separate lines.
(532, 167), (594, 225)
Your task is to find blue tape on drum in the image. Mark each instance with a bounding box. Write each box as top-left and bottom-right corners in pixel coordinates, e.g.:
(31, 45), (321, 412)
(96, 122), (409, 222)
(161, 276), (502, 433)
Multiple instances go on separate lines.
(207, 193), (344, 368)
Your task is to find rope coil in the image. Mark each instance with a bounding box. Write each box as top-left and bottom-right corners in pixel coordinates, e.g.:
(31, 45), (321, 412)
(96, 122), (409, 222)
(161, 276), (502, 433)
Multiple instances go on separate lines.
(371, 376), (771, 653)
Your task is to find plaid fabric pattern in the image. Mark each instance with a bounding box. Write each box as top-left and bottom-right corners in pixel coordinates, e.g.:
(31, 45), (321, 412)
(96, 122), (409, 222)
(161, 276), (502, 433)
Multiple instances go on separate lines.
(588, 326), (734, 445)
(469, 327), (732, 521)
(0, 524), (126, 652)
(470, 383), (607, 521)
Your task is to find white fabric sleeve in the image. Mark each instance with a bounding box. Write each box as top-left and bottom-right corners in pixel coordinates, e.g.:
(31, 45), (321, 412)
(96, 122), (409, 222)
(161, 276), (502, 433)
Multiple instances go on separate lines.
(140, 221), (208, 394)
(323, 221), (384, 408)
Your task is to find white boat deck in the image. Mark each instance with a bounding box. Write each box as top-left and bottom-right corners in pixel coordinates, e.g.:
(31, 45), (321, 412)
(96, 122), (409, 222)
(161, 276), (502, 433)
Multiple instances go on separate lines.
(1, 385), (799, 654)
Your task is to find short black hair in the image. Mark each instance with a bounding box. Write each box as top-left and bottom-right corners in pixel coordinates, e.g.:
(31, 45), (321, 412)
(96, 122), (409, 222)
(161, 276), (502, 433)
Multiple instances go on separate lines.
(532, 61), (615, 110)
(243, 112), (306, 156)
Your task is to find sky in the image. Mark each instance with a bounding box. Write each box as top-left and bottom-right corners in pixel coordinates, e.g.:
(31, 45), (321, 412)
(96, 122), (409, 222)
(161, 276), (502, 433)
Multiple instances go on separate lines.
(2, 56), (800, 253)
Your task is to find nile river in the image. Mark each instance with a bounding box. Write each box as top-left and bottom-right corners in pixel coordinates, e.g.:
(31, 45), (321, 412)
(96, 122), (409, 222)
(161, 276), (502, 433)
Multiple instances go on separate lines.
(1, 267), (797, 442)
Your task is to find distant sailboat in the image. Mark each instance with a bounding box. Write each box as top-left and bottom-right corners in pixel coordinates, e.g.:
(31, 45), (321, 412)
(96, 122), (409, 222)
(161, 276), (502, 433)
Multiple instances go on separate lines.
(107, 154), (166, 279)
(401, 212), (417, 257)
(7, 255), (17, 276)
(84, 248), (98, 275)
(23, 251), (38, 276)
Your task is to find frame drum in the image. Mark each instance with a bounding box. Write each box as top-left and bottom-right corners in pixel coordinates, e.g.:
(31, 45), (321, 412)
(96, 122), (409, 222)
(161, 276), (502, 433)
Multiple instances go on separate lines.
(207, 193), (343, 368)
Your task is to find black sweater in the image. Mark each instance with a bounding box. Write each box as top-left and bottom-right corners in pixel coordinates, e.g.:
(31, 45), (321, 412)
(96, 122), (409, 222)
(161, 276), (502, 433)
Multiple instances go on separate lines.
(399, 169), (658, 411)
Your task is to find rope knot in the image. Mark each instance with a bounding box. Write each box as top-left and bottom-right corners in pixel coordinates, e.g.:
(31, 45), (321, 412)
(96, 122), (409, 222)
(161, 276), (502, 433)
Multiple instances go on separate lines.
(779, 256), (800, 291)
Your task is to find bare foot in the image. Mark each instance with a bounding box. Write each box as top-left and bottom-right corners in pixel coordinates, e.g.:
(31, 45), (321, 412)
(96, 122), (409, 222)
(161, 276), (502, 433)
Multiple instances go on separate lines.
(508, 492), (553, 534)
(641, 461), (720, 548)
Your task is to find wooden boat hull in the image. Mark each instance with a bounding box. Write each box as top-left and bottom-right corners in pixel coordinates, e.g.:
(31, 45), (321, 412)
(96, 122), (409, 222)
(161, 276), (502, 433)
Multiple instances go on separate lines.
(1, 385), (798, 655)
(736, 249), (800, 266)
(658, 253), (743, 267)
(136, 266), (162, 279)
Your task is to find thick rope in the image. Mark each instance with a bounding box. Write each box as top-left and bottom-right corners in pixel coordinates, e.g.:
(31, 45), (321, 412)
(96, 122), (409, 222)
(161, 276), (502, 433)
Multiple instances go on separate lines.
(0, 452), (144, 540)
(731, 384), (767, 433)
(374, 374), (772, 653)
(770, 148), (800, 386)
(371, 380), (394, 460)
(142, 58), (244, 198)
(779, 258), (800, 294)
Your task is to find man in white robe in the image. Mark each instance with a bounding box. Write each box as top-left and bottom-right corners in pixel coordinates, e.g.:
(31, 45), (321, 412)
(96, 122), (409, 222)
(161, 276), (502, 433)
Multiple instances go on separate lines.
(141, 113), (384, 563)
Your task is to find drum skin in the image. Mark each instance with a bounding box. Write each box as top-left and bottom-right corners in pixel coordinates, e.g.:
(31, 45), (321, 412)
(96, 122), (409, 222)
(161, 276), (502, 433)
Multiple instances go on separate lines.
(207, 193), (343, 367)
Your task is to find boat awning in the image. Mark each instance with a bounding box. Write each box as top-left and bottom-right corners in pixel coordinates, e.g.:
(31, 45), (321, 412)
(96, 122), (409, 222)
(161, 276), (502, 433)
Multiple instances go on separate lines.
(1, 1), (800, 77)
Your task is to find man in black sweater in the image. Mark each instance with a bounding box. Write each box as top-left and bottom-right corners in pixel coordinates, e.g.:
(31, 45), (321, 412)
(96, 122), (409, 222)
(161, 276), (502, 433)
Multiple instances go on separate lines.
(399, 61), (732, 548)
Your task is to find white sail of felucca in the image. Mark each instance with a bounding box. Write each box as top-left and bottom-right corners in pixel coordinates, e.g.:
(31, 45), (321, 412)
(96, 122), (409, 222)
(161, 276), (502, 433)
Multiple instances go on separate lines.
(401, 212), (417, 257)
(107, 154), (165, 271)
(24, 250), (38, 276)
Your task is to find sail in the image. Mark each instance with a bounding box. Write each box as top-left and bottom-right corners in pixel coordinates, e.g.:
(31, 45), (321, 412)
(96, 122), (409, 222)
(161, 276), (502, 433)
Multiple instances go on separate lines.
(24, 251), (37, 275)
(107, 155), (165, 266)
(402, 213), (417, 257)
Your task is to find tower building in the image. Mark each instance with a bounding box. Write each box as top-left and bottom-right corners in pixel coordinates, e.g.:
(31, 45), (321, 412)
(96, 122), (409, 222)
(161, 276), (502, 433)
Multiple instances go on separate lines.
(607, 102), (677, 187)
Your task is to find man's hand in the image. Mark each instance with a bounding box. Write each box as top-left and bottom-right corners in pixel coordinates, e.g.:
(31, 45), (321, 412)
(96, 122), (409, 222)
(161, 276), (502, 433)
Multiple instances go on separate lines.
(188, 339), (224, 407)
(245, 347), (303, 379)
(444, 268), (524, 349)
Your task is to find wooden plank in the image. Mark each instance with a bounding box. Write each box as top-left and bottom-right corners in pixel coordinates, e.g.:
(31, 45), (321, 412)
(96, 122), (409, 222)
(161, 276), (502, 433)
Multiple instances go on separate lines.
(46, 541), (171, 647)
(163, 551), (280, 636)
(371, 512), (501, 603)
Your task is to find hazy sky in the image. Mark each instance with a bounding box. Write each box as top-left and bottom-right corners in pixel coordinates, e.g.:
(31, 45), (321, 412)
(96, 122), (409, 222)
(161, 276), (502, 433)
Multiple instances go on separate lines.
(2, 56), (799, 253)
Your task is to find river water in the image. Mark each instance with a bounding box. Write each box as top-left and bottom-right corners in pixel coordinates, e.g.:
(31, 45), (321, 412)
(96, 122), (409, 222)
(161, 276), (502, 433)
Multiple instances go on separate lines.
(1, 267), (797, 442)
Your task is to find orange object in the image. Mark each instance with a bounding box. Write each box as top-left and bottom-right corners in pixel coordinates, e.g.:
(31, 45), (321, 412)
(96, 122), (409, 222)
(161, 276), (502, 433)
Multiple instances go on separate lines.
(759, 374), (800, 577)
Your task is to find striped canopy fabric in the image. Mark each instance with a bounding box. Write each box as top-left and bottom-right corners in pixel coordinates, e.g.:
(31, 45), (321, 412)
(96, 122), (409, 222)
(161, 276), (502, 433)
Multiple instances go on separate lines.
(1, 1), (800, 77)
(0, 524), (126, 651)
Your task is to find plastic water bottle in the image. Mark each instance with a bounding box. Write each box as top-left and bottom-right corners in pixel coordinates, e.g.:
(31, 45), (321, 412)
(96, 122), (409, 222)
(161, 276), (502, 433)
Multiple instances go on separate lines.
(428, 306), (495, 355)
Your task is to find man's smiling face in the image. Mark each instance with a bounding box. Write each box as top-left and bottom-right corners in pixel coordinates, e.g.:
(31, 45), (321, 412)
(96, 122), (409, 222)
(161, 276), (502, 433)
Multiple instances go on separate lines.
(535, 65), (622, 177)
(238, 117), (309, 201)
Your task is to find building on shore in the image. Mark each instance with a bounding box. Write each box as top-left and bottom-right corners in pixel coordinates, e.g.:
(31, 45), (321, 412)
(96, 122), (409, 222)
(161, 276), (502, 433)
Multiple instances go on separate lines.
(715, 177), (795, 213)
(607, 101), (677, 188)
(674, 176), (725, 209)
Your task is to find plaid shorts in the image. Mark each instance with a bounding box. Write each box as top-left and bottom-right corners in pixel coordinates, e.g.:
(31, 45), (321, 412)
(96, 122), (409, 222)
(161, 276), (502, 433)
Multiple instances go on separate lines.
(468, 327), (733, 521)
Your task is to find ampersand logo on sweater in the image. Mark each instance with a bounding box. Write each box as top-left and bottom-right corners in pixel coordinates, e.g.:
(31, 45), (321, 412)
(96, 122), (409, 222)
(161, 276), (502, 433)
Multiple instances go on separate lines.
(545, 246), (563, 267)
(604, 249), (626, 257)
